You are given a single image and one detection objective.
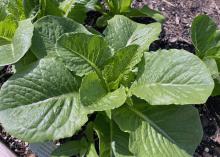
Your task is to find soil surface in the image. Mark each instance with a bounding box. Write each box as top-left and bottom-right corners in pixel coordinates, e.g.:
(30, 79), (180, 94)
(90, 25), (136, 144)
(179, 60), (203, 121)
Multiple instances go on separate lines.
(136, 0), (220, 43)
(1, 0), (220, 157)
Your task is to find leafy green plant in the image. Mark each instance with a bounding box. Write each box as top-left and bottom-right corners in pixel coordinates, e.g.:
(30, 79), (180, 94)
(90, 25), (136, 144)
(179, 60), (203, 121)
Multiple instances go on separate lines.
(95, 0), (165, 27)
(191, 14), (220, 96)
(0, 2), (216, 157)
(22, 0), (165, 26)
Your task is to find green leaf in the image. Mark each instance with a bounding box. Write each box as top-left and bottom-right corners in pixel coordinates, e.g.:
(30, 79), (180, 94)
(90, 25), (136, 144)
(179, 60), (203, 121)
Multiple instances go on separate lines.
(126, 6), (165, 23)
(66, 3), (87, 23)
(41, 0), (64, 16)
(103, 45), (141, 89)
(131, 49), (214, 105)
(203, 58), (219, 78)
(106, 0), (133, 13)
(113, 101), (203, 157)
(96, 14), (111, 28)
(51, 138), (88, 157)
(56, 33), (112, 76)
(191, 15), (219, 58)
(87, 144), (99, 157)
(0, 0), (8, 21)
(0, 58), (88, 142)
(65, 0), (99, 23)
(104, 15), (161, 52)
(15, 50), (38, 72)
(22, 0), (40, 18)
(0, 18), (17, 42)
(80, 72), (127, 112)
(94, 113), (134, 157)
(31, 15), (90, 59)
(59, 0), (75, 15)
(212, 76), (220, 96)
(0, 19), (34, 66)
(204, 46), (220, 59)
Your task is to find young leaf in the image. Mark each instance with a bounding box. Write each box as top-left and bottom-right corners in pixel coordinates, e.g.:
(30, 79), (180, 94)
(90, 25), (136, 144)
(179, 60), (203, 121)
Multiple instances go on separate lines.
(0, 19), (33, 66)
(113, 101), (203, 157)
(87, 144), (99, 157)
(131, 49), (214, 105)
(127, 6), (165, 23)
(80, 72), (127, 112)
(23, 0), (40, 18)
(103, 45), (141, 89)
(212, 76), (220, 96)
(191, 15), (219, 58)
(51, 138), (88, 157)
(65, 0), (99, 23)
(56, 33), (112, 76)
(0, 0), (8, 21)
(31, 15), (90, 58)
(204, 46), (220, 59)
(66, 3), (87, 23)
(40, 0), (64, 16)
(94, 113), (134, 157)
(106, 0), (133, 13)
(0, 58), (88, 142)
(104, 15), (161, 52)
(203, 58), (219, 78)
(0, 18), (17, 42)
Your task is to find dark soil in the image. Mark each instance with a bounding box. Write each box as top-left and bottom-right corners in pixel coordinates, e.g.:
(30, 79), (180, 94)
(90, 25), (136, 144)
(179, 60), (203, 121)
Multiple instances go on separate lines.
(1, 0), (220, 157)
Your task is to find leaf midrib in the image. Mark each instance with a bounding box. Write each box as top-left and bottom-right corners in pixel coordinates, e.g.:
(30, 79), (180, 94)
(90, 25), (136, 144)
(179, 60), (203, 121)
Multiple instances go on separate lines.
(60, 44), (109, 91)
(60, 44), (100, 74)
(128, 106), (176, 144)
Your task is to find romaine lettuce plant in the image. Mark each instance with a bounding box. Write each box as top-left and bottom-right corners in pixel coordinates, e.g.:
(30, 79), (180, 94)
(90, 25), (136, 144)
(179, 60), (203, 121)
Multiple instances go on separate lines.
(0, 2), (216, 157)
(191, 14), (220, 96)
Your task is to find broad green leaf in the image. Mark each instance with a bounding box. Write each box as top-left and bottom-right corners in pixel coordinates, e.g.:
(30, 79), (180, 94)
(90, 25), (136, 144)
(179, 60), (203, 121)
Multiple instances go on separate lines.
(56, 33), (112, 76)
(126, 6), (165, 23)
(51, 138), (88, 157)
(87, 144), (99, 157)
(104, 15), (161, 52)
(31, 15), (90, 58)
(0, 58), (88, 142)
(80, 72), (127, 112)
(113, 101), (203, 157)
(131, 49), (214, 105)
(94, 113), (134, 157)
(0, 19), (34, 66)
(191, 15), (219, 58)
(103, 45), (141, 89)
